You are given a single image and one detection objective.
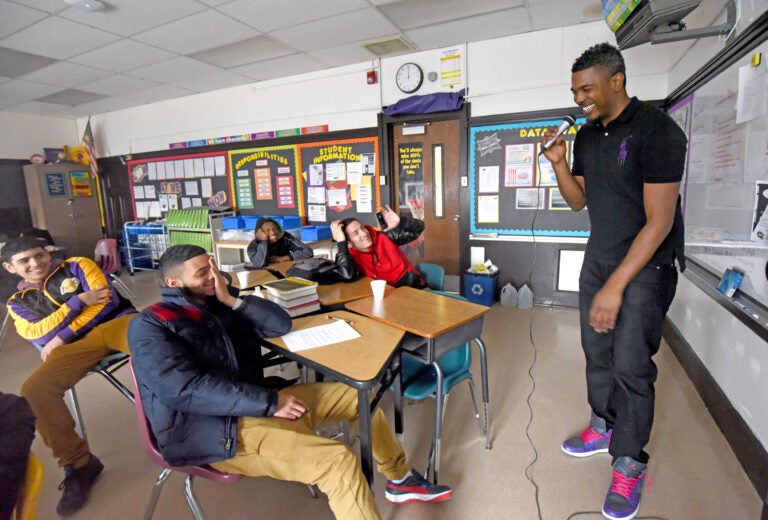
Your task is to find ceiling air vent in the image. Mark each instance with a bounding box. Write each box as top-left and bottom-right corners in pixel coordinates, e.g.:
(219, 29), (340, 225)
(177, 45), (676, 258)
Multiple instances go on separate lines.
(363, 36), (415, 57)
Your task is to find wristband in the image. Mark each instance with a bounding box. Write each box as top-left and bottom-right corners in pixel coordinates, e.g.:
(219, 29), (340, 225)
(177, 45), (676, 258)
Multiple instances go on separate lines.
(232, 297), (245, 311)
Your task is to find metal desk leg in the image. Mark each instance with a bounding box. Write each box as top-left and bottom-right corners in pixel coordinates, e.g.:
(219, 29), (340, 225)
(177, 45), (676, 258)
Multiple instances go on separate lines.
(474, 337), (492, 449)
(393, 352), (404, 442)
(357, 389), (374, 487)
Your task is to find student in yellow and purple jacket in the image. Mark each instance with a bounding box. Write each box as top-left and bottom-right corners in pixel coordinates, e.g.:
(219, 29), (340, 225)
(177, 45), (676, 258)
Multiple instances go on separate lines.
(2, 236), (136, 517)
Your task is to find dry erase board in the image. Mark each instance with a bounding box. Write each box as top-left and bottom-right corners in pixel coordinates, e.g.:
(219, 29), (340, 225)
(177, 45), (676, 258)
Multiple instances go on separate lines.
(673, 39), (768, 305)
(127, 152), (231, 219)
(469, 118), (590, 237)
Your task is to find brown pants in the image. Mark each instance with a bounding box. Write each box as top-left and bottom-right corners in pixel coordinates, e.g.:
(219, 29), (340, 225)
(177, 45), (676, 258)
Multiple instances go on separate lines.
(20, 314), (135, 468)
(213, 382), (409, 520)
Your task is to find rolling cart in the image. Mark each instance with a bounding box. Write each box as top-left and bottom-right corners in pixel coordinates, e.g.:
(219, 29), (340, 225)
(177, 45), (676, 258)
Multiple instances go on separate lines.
(123, 221), (169, 274)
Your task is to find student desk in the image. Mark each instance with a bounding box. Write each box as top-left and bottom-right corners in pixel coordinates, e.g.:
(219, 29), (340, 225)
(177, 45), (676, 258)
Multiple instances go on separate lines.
(345, 287), (491, 483)
(260, 311), (405, 486)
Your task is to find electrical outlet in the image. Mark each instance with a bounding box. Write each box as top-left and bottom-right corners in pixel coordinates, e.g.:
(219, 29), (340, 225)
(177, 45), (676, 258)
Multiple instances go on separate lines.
(461, 176), (468, 187)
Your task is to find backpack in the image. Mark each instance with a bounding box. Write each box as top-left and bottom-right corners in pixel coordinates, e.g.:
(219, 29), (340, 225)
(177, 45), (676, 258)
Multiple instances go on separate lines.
(285, 258), (341, 285)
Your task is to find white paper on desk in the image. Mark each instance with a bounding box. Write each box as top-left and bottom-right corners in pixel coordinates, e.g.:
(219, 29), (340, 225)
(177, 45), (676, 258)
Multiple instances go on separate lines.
(281, 321), (360, 352)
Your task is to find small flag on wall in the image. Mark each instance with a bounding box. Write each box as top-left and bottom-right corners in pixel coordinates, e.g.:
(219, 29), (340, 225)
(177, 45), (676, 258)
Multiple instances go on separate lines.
(82, 117), (99, 178)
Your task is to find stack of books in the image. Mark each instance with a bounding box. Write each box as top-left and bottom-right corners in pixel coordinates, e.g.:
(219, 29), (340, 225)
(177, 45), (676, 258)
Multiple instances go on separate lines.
(262, 277), (320, 317)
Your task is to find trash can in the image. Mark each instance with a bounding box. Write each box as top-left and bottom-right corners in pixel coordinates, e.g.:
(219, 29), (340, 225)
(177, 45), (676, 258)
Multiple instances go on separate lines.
(463, 272), (498, 306)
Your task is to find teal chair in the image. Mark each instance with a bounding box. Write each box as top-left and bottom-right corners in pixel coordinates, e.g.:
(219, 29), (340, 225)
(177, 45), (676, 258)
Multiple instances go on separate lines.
(417, 262), (445, 291)
(400, 291), (486, 480)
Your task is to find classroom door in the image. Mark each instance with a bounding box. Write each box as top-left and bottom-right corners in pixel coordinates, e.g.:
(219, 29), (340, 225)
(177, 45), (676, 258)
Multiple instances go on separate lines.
(392, 119), (461, 275)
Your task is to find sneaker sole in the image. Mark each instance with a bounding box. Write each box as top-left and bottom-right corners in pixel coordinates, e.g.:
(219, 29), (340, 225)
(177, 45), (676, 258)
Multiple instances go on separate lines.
(561, 445), (609, 457)
(385, 491), (452, 504)
(602, 505), (639, 520)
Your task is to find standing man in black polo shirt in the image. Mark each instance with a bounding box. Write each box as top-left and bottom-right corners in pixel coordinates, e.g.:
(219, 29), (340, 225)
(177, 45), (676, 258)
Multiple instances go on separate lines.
(541, 42), (686, 520)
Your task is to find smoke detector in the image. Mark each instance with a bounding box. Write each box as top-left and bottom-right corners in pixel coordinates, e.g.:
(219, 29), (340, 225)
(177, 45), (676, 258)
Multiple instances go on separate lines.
(64, 0), (106, 11)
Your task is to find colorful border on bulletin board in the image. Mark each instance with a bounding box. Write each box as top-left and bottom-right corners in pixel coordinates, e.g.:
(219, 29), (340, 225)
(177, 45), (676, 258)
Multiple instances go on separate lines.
(297, 136), (380, 224)
(469, 118), (590, 237)
(126, 151), (231, 220)
(227, 145), (302, 216)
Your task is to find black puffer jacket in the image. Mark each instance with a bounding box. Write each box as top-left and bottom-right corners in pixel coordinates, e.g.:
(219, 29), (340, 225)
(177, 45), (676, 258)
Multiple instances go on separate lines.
(127, 288), (292, 466)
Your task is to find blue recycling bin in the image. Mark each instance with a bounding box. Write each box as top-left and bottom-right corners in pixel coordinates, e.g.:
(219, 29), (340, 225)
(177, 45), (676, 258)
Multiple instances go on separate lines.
(464, 272), (498, 306)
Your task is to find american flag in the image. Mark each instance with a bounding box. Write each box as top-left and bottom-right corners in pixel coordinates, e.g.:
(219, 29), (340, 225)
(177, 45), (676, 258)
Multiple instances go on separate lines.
(82, 117), (99, 178)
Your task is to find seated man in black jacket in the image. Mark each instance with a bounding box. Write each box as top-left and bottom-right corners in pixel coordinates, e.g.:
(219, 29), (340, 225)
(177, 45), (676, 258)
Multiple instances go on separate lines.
(332, 205), (427, 288)
(128, 245), (451, 520)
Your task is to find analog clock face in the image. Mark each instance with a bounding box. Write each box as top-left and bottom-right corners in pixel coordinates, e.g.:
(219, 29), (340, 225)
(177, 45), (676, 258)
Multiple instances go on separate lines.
(395, 62), (423, 94)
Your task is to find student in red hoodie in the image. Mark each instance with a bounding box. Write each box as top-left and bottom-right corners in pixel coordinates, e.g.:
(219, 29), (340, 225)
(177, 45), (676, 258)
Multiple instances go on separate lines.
(331, 205), (426, 288)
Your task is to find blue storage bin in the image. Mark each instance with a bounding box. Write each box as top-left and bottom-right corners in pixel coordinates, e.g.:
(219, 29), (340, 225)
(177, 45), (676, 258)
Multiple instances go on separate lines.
(241, 216), (260, 230)
(464, 272), (498, 306)
(271, 215), (301, 230)
(222, 216), (244, 229)
(300, 225), (332, 241)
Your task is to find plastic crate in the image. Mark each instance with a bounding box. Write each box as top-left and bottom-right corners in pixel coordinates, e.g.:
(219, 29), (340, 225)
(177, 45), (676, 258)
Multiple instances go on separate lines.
(464, 272), (498, 306)
(300, 225), (332, 241)
(222, 216), (244, 229)
(242, 216), (260, 230)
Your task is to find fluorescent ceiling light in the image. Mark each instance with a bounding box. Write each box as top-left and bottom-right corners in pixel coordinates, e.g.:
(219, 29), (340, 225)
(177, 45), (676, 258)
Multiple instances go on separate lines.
(64, 0), (106, 12)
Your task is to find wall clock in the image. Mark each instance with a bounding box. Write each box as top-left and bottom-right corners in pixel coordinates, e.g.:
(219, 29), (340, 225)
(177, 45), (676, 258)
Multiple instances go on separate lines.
(395, 62), (423, 94)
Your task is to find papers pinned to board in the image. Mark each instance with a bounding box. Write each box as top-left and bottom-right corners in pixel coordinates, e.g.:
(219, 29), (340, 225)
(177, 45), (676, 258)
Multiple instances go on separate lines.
(281, 320), (360, 352)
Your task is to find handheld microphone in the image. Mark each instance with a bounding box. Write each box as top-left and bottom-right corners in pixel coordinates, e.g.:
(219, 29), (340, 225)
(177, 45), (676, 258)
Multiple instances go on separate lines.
(539, 115), (576, 155)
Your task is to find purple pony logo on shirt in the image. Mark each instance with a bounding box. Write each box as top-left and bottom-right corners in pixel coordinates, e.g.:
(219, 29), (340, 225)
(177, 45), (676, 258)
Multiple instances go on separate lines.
(618, 135), (632, 166)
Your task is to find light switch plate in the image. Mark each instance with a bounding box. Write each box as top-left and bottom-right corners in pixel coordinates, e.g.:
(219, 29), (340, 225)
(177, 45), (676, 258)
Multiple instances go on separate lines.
(461, 176), (468, 187)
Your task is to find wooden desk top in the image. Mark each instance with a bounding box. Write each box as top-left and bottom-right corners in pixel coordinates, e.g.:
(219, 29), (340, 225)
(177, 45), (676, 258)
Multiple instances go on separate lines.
(345, 287), (489, 338)
(262, 311), (404, 384)
(316, 277), (393, 306)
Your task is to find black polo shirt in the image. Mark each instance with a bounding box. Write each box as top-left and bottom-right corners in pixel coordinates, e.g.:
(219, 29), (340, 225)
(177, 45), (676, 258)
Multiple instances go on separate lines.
(572, 97), (686, 269)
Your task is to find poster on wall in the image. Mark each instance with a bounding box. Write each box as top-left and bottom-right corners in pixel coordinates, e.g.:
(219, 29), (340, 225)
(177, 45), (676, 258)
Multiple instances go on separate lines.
(127, 151), (232, 220)
(45, 172), (67, 197)
(228, 145), (301, 216)
(298, 137), (379, 223)
(469, 118), (590, 237)
(70, 171), (92, 197)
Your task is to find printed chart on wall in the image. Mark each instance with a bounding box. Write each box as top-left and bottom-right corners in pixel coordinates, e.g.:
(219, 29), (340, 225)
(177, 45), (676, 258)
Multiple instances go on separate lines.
(469, 118), (590, 237)
(127, 152), (231, 219)
(297, 137), (379, 223)
(228, 145), (301, 216)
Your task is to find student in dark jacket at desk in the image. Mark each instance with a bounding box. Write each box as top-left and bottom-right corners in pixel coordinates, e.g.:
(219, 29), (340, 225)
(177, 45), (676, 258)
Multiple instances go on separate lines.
(246, 217), (313, 267)
(331, 205), (427, 288)
(128, 245), (451, 520)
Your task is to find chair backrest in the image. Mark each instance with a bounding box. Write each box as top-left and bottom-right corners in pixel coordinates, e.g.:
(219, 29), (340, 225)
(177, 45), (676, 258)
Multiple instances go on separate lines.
(12, 452), (44, 520)
(432, 291), (472, 374)
(127, 360), (242, 483)
(417, 263), (445, 291)
(94, 238), (119, 275)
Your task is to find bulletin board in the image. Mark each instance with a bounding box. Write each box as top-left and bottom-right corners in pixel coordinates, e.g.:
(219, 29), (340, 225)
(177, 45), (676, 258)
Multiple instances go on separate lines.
(127, 151), (231, 219)
(468, 118), (590, 237)
(297, 137), (380, 224)
(227, 145), (301, 216)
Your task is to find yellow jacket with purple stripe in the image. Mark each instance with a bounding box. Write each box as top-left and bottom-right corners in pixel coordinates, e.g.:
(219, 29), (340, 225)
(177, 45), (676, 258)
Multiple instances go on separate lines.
(6, 257), (136, 345)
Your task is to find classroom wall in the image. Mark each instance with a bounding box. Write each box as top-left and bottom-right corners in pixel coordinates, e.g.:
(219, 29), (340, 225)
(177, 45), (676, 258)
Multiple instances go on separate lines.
(668, 277), (768, 450)
(0, 112), (77, 159)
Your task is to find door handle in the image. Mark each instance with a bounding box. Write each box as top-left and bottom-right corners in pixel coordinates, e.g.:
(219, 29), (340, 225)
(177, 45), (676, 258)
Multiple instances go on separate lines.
(453, 214), (460, 221)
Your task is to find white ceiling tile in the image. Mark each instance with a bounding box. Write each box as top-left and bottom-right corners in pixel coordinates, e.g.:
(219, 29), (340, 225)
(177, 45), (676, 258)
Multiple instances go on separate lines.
(127, 57), (223, 83)
(126, 84), (193, 104)
(20, 61), (113, 88)
(80, 74), (160, 96)
(0, 1), (49, 39)
(69, 40), (177, 73)
(0, 16), (120, 59)
(308, 41), (381, 68)
(0, 76), (10, 83)
(6, 99), (69, 115)
(380, 0), (524, 30)
(0, 95), (23, 109)
(0, 46), (56, 77)
(35, 88), (107, 106)
(190, 36), (295, 68)
(170, 71), (251, 92)
(271, 8), (398, 53)
(232, 53), (327, 81)
(0, 79), (60, 100)
(57, 0), (209, 37)
(7, 0), (67, 13)
(133, 10), (259, 55)
(196, 0), (234, 5)
(529, 0), (603, 31)
(55, 95), (144, 118)
(406, 8), (531, 49)
(219, 0), (368, 33)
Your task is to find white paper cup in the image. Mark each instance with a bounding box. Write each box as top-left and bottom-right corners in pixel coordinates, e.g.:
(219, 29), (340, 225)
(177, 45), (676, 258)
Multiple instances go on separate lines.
(236, 270), (250, 287)
(370, 279), (386, 301)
